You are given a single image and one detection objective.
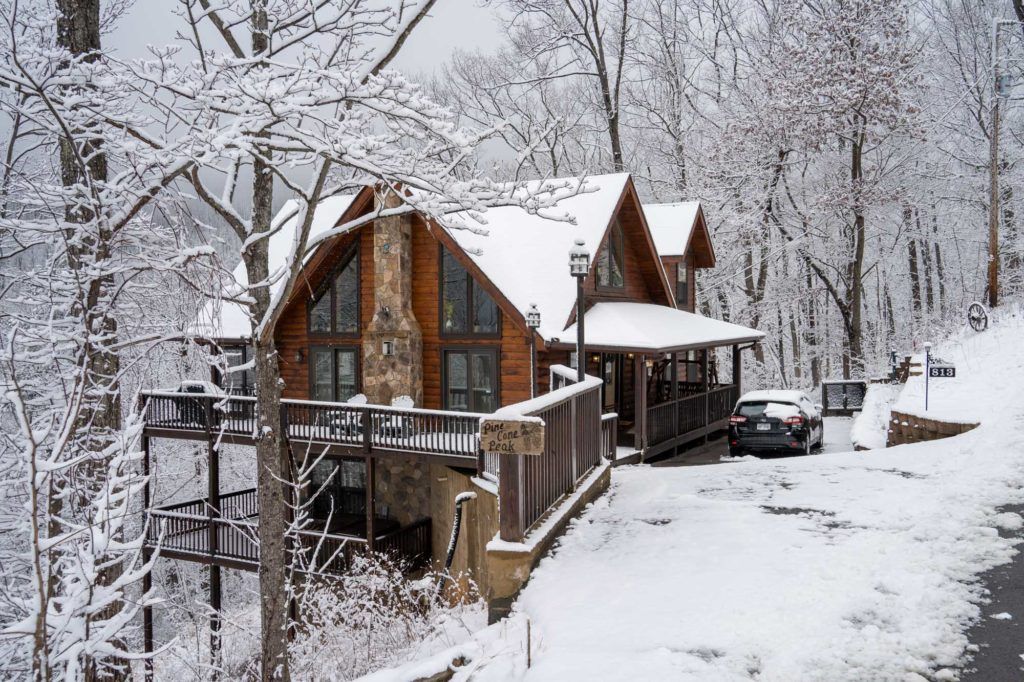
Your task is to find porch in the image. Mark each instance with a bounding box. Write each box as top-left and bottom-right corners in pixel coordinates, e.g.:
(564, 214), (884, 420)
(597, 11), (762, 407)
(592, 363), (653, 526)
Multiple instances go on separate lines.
(558, 302), (761, 460)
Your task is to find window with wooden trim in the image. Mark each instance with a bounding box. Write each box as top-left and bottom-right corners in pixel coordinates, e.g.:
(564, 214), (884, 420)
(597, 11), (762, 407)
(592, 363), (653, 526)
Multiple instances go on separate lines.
(441, 246), (499, 336)
(309, 249), (359, 335)
(219, 344), (254, 394)
(310, 347), (359, 402)
(596, 221), (625, 289)
(676, 262), (689, 309)
(443, 348), (498, 413)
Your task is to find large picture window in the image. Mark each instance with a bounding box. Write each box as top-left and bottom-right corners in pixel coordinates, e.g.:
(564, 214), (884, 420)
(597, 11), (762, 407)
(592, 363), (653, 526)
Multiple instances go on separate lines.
(596, 221), (625, 289)
(310, 347), (359, 402)
(441, 247), (499, 336)
(309, 249), (359, 335)
(443, 348), (498, 413)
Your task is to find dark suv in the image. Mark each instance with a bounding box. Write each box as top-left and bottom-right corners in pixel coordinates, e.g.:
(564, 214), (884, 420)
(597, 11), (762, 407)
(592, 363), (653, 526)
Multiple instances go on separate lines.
(728, 390), (823, 457)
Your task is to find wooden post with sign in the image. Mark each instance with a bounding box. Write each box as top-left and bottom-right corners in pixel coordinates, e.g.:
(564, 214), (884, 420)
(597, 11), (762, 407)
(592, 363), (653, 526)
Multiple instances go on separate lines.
(484, 418), (545, 543)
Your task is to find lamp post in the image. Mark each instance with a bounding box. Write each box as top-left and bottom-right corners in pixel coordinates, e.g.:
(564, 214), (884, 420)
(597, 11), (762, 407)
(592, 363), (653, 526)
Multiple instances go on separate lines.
(923, 341), (932, 411)
(526, 303), (541, 397)
(569, 239), (590, 383)
(987, 19), (1023, 309)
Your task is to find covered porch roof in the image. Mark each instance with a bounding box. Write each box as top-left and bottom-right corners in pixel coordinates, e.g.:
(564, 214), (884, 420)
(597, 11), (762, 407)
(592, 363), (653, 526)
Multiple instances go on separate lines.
(557, 302), (763, 354)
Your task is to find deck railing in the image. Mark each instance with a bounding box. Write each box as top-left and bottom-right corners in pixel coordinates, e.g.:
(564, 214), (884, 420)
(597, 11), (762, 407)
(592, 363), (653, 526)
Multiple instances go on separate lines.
(498, 370), (605, 542)
(147, 494), (431, 576)
(141, 392), (485, 463)
(645, 383), (739, 454)
(600, 412), (618, 460)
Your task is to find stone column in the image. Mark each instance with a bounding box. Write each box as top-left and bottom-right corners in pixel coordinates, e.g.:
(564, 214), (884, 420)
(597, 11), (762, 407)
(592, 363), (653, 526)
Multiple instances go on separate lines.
(362, 189), (424, 406)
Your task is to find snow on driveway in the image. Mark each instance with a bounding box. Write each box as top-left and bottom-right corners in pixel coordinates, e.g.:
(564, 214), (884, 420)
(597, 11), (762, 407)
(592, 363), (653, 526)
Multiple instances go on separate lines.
(368, 312), (1024, 682)
(461, 432), (1024, 681)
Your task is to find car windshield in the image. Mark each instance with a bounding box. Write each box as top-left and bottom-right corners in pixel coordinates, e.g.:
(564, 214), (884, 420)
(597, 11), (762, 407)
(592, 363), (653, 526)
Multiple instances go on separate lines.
(737, 401), (799, 418)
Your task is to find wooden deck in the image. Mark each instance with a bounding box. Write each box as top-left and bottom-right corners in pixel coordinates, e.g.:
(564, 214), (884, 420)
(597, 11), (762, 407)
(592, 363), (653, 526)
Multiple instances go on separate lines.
(141, 391), (486, 469)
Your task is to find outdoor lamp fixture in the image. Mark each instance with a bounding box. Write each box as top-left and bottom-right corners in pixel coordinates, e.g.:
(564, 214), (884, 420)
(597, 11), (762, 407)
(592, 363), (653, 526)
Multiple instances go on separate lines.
(526, 303), (541, 397)
(568, 239), (590, 382)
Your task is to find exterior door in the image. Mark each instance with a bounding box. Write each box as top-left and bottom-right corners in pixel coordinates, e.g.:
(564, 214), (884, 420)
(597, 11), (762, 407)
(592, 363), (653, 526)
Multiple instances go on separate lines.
(601, 353), (620, 413)
(310, 346), (359, 402)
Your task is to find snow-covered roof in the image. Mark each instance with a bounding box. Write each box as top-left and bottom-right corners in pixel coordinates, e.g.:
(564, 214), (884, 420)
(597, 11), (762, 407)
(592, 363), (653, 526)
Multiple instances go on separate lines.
(643, 202), (700, 258)
(738, 390), (807, 405)
(195, 194), (358, 339)
(440, 173), (634, 342)
(560, 302), (763, 353)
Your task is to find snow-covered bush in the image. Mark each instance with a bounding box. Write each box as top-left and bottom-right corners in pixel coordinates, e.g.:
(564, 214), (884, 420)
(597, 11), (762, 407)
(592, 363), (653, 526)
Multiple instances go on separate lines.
(289, 557), (483, 681)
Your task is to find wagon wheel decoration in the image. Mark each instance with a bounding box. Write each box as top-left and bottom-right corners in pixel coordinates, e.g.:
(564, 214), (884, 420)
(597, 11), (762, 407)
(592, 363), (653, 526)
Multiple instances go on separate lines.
(967, 302), (988, 332)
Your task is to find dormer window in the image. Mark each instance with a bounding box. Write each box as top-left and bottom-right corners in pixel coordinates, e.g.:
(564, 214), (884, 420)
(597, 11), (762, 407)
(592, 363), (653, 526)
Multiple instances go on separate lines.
(309, 248), (359, 335)
(441, 246), (499, 336)
(596, 221), (625, 289)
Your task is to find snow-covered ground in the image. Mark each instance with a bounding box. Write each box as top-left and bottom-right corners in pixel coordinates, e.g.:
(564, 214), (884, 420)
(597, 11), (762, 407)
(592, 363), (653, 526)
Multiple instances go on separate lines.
(367, 310), (1024, 682)
(820, 416), (853, 454)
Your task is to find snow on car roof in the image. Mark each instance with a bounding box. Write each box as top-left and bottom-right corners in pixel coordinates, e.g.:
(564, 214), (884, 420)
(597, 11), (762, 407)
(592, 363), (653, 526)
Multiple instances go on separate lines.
(738, 390), (807, 405)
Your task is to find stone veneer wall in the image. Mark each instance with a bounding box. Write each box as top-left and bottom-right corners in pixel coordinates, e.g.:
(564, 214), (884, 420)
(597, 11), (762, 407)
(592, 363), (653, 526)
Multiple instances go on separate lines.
(363, 189), (430, 526)
(375, 456), (431, 526)
(362, 189), (424, 407)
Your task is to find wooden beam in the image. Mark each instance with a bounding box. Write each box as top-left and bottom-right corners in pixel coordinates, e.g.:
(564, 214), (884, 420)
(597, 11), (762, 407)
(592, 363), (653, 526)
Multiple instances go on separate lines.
(366, 457), (376, 552)
(732, 344), (741, 391)
(634, 354), (646, 453)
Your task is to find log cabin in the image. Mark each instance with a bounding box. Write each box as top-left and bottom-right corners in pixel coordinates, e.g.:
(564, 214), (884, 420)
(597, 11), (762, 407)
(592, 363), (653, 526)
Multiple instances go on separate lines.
(137, 173), (762, 639)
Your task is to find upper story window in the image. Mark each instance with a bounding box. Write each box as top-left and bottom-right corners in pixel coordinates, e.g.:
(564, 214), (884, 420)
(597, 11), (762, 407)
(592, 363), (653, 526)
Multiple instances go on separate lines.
(676, 261), (689, 309)
(309, 249), (358, 335)
(596, 221), (625, 289)
(441, 246), (499, 336)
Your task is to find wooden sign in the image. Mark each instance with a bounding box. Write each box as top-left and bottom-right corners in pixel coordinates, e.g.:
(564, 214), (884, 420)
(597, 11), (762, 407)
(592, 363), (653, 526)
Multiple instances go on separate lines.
(480, 419), (545, 456)
(928, 364), (956, 378)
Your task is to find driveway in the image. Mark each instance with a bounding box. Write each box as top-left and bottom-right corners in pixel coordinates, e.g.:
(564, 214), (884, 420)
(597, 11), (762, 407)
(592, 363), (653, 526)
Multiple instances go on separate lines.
(654, 416), (855, 467)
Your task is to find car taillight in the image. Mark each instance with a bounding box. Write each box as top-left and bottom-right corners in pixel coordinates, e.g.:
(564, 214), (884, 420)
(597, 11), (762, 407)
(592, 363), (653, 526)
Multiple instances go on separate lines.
(729, 415), (747, 424)
(783, 415), (804, 425)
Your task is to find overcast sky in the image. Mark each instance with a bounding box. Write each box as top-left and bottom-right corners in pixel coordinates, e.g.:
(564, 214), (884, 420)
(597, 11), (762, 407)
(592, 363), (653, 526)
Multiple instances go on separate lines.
(109, 0), (505, 78)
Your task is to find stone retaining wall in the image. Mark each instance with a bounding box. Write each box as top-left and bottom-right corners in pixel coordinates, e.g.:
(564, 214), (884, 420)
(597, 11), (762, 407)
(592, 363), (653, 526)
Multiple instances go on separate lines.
(886, 409), (978, 446)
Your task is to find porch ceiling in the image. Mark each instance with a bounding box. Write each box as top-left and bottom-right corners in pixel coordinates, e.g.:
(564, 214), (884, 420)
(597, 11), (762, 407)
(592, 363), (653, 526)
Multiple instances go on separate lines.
(557, 302), (764, 355)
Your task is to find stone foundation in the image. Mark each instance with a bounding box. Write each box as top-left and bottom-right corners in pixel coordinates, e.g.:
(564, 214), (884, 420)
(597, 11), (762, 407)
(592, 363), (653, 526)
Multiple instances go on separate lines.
(375, 456), (431, 526)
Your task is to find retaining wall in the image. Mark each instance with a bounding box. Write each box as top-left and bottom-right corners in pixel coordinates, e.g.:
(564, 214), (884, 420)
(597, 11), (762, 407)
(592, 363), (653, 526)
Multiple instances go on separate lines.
(886, 409), (978, 446)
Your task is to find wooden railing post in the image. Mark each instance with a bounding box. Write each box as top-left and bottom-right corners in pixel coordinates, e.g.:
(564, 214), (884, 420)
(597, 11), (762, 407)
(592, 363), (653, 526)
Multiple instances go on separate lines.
(670, 351), (679, 436)
(498, 452), (524, 542)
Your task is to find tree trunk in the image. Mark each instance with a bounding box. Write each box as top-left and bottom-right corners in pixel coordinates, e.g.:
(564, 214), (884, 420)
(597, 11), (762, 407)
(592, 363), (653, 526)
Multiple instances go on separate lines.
(55, 3), (125, 680)
(249, 2), (292, 679)
(847, 127), (867, 377)
(908, 238), (921, 319)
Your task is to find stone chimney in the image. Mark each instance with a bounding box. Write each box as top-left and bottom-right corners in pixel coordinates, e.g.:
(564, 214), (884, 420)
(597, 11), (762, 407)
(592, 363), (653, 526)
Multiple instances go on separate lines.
(362, 188), (424, 406)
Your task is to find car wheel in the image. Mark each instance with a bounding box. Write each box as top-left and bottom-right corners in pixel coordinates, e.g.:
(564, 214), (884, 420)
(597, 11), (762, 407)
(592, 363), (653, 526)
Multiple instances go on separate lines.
(803, 437), (812, 457)
(729, 447), (745, 458)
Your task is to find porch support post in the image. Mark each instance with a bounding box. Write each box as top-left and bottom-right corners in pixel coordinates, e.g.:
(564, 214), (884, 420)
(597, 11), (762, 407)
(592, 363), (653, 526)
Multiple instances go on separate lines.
(670, 352), (679, 436)
(207, 438), (221, 667)
(634, 354), (646, 453)
(366, 456), (376, 552)
(732, 344), (741, 391)
(142, 434), (153, 681)
(701, 349), (710, 442)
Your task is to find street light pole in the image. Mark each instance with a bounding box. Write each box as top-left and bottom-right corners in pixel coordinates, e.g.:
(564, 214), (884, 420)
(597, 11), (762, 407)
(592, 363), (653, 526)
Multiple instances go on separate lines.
(526, 303), (541, 397)
(987, 19), (1022, 309)
(923, 342), (932, 412)
(576, 275), (585, 382)
(568, 239), (591, 383)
